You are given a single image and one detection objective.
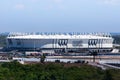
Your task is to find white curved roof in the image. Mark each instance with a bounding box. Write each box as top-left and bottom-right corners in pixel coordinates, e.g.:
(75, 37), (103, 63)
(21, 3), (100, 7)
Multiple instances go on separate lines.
(7, 32), (113, 39)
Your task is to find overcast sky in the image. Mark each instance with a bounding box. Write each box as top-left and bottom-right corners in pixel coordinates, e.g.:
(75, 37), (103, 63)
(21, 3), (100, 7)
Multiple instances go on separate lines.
(0, 0), (120, 32)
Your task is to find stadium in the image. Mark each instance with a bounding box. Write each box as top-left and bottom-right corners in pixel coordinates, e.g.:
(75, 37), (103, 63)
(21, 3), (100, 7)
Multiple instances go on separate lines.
(6, 32), (114, 53)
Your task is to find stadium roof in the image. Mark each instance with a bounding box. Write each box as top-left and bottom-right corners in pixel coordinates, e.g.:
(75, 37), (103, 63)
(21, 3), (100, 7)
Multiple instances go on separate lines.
(7, 32), (112, 39)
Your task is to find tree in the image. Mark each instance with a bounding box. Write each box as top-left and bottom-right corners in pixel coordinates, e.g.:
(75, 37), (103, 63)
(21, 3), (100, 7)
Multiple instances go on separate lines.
(0, 35), (7, 47)
(40, 54), (46, 63)
(90, 51), (98, 62)
(103, 70), (113, 80)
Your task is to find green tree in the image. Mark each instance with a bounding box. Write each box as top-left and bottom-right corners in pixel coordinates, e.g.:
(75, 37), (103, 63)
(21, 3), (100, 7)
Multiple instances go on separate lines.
(0, 35), (7, 47)
(103, 70), (113, 80)
(40, 54), (46, 63)
(90, 51), (98, 62)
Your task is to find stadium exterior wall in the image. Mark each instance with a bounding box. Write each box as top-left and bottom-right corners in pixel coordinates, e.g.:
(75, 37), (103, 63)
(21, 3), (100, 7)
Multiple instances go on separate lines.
(6, 33), (114, 52)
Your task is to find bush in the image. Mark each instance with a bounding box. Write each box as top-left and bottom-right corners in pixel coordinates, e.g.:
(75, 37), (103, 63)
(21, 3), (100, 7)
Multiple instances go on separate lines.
(74, 60), (82, 63)
(55, 60), (60, 63)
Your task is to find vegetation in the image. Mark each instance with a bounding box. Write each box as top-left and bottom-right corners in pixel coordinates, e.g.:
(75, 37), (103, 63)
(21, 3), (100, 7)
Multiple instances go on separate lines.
(0, 35), (7, 47)
(0, 61), (120, 80)
(113, 35), (120, 44)
(40, 54), (46, 63)
(89, 51), (98, 62)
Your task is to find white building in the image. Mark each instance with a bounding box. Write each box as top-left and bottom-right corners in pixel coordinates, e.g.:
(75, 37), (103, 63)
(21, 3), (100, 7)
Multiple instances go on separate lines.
(6, 32), (114, 53)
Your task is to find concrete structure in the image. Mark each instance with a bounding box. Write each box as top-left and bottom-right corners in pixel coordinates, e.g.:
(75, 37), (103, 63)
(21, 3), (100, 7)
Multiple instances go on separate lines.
(6, 32), (114, 53)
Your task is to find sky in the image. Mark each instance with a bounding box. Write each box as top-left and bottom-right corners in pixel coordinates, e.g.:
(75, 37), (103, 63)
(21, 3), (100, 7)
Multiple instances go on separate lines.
(0, 0), (120, 33)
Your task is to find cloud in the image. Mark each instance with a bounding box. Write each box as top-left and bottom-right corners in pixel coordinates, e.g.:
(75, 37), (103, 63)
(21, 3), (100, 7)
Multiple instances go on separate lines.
(42, 0), (65, 10)
(98, 0), (120, 5)
(53, 0), (63, 3)
(15, 4), (25, 10)
(31, 0), (38, 2)
(52, 0), (65, 9)
(30, 0), (63, 3)
(13, 0), (64, 11)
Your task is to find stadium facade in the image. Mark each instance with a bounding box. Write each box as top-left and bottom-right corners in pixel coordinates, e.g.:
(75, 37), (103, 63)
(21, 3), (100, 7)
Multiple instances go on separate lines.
(6, 32), (114, 53)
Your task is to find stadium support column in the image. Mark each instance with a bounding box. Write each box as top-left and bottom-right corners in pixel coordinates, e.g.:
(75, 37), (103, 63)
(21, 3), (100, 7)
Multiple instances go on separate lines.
(34, 39), (35, 51)
(52, 39), (54, 49)
(53, 39), (56, 50)
(99, 39), (101, 51)
(88, 39), (90, 52)
(54, 39), (57, 52)
(65, 39), (68, 53)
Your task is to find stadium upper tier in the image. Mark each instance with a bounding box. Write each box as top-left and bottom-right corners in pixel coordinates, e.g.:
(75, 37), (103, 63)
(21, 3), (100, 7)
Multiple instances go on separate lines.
(7, 32), (112, 39)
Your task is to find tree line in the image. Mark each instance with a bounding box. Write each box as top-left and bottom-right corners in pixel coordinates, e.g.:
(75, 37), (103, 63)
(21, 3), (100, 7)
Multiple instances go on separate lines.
(0, 61), (120, 80)
(0, 35), (7, 47)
